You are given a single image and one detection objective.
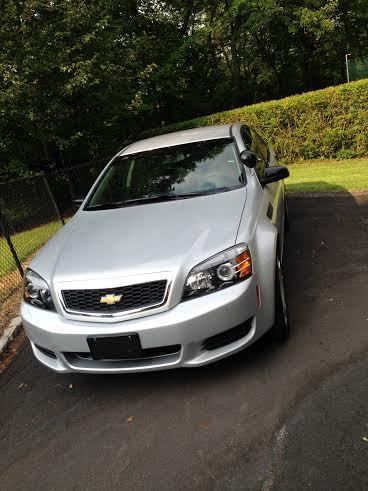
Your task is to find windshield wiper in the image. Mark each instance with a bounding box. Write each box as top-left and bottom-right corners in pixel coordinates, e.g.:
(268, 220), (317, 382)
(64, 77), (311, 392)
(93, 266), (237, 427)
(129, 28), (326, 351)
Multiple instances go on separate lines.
(122, 191), (218, 205)
(168, 188), (234, 199)
(85, 201), (126, 210)
(85, 195), (177, 210)
(86, 188), (234, 210)
(122, 193), (180, 205)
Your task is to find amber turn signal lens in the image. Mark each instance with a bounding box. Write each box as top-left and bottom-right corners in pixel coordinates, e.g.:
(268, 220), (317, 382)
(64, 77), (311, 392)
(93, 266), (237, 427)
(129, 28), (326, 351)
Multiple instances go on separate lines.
(235, 250), (252, 278)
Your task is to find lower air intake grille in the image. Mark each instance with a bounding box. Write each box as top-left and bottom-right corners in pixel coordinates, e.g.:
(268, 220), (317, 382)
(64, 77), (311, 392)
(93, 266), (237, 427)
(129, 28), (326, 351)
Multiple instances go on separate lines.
(202, 318), (253, 351)
(35, 344), (57, 359)
(72, 344), (181, 361)
(62, 280), (167, 314)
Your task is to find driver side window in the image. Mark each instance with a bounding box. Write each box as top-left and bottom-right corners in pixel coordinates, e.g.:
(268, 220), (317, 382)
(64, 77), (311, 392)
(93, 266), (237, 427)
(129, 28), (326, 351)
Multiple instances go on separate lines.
(241, 126), (269, 181)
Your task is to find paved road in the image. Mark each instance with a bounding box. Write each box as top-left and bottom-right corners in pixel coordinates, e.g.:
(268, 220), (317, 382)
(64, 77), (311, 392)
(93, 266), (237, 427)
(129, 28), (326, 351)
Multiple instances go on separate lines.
(1, 196), (368, 490)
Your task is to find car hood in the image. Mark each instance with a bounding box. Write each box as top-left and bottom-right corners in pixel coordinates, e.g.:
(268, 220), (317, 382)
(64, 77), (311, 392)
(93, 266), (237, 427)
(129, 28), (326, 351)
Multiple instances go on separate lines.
(31, 188), (247, 284)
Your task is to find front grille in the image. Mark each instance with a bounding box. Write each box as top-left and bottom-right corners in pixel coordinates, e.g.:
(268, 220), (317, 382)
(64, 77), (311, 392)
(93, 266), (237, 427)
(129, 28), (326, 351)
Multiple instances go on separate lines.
(62, 280), (167, 314)
(202, 319), (253, 351)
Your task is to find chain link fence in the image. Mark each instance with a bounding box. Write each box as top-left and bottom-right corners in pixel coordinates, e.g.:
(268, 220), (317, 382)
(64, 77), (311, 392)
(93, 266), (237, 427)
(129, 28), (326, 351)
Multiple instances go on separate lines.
(46, 159), (108, 218)
(346, 56), (368, 82)
(0, 158), (108, 303)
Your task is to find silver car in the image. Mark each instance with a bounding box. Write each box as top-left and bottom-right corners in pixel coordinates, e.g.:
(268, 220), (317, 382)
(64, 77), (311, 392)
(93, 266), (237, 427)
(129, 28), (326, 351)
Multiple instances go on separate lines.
(21, 124), (290, 374)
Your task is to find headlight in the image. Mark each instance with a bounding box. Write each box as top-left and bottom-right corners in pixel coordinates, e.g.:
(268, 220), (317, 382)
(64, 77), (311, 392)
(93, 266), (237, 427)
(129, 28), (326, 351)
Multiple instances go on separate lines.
(23, 269), (55, 311)
(183, 244), (252, 300)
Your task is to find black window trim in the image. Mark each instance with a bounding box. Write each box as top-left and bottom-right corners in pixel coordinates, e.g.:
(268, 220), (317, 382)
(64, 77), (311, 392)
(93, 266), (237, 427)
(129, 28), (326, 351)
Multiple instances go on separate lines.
(230, 125), (248, 186)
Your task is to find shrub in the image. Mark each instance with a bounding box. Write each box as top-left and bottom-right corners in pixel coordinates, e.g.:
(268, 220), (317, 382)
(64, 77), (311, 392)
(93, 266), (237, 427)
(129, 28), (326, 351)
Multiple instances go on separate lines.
(139, 80), (368, 163)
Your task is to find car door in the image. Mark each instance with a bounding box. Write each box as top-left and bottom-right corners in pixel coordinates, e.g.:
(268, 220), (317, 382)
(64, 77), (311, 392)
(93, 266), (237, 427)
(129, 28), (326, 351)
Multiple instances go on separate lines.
(241, 126), (285, 254)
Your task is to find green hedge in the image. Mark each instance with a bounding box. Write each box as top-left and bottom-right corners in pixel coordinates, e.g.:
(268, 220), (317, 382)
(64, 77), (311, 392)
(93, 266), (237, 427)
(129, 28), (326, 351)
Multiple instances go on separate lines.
(140, 80), (368, 163)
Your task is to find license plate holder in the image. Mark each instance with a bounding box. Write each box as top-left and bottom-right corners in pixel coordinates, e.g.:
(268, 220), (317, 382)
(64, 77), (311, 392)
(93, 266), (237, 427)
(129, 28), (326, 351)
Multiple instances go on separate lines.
(87, 334), (142, 360)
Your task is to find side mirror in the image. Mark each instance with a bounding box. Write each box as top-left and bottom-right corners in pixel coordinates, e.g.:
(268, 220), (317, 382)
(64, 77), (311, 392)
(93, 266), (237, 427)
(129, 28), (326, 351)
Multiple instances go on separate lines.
(260, 166), (289, 186)
(240, 150), (258, 169)
(72, 198), (84, 209)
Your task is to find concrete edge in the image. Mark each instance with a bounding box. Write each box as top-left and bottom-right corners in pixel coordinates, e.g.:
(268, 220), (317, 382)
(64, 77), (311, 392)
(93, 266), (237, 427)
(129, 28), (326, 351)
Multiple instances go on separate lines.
(0, 316), (22, 355)
(288, 190), (368, 198)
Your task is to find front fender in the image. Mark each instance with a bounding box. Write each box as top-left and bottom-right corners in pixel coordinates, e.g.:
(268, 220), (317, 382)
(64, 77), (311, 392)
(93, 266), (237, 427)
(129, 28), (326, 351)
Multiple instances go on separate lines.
(252, 219), (278, 336)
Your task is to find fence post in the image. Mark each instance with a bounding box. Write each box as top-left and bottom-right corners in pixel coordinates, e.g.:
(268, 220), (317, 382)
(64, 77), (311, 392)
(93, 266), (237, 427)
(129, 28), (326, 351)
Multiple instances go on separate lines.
(0, 209), (24, 278)
(42, 174), (65, 225)
(345, 53), (351, 82)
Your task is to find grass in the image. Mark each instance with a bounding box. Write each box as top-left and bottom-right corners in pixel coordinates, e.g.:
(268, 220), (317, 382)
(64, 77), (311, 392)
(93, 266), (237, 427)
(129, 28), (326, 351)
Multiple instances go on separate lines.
(0, 221), (62, 277)
(286, 158), (368, 193)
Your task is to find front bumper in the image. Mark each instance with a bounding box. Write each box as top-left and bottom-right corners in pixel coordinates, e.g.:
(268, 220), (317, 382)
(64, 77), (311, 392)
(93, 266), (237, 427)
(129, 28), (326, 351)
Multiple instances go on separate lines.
(21, 277), (268, 373)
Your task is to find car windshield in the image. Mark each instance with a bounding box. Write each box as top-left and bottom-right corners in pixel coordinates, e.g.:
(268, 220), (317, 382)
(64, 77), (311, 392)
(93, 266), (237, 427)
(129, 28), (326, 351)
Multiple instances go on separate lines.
(85, 139), (243, 210)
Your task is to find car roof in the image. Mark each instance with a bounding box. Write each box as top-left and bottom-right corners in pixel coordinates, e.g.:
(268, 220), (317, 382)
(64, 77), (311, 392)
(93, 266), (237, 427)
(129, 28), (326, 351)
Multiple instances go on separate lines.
(120, 125), (233, 156)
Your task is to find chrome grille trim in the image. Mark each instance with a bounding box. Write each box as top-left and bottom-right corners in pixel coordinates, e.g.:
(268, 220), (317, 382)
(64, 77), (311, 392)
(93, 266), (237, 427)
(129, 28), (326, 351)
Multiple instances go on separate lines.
(59, 280), (170, 318)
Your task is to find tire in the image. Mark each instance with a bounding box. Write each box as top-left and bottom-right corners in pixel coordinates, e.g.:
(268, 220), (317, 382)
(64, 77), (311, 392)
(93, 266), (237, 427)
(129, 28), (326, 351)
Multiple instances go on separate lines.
(270, 254), (290, 341)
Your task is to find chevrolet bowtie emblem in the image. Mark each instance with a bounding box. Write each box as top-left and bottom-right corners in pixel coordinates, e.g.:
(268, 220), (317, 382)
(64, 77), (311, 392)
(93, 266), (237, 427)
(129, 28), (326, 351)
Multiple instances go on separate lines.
(100, 293), (123, 305)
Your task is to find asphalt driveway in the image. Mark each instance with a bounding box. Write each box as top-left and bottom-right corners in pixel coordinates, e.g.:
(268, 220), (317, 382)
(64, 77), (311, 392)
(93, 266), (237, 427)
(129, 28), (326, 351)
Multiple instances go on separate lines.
(1, 195), (368, 490)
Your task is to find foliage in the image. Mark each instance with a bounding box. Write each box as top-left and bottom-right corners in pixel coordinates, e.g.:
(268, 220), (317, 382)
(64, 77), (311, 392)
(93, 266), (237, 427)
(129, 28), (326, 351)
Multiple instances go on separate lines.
(0, 0), (367, 180)
(141, 79), (368, 162)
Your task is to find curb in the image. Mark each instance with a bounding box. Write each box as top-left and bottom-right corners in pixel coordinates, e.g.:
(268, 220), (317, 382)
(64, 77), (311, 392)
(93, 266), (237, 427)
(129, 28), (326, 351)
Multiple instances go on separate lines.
(0, 316), (22, 355)
(288, 191), (368, 198)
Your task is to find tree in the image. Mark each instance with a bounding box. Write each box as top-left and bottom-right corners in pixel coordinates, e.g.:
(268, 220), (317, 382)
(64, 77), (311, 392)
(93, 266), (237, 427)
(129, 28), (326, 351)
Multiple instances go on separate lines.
(0, 0), (367, 181)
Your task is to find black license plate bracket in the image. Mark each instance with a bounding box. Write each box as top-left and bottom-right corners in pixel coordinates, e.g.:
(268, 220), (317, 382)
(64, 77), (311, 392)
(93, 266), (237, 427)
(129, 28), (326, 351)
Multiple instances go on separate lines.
(87, 334), (142, 360)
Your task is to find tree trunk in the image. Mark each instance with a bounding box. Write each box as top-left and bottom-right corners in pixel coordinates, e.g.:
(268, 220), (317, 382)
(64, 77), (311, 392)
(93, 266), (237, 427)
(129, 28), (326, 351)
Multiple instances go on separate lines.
(180, 0), (194, 36)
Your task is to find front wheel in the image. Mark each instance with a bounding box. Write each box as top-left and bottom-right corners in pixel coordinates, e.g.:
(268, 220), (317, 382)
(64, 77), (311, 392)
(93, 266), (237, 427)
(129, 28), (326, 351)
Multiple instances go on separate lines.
(270, 255), (290, 341)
